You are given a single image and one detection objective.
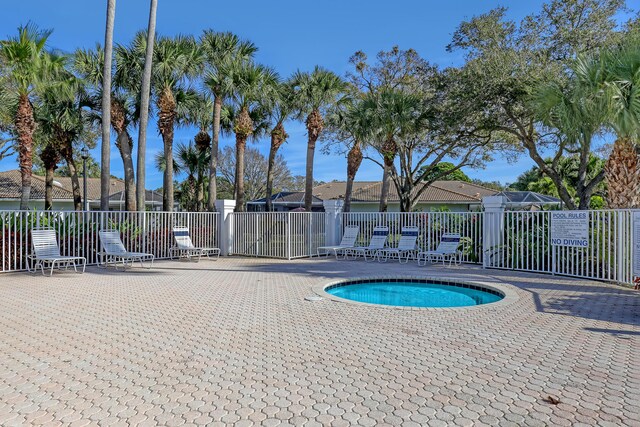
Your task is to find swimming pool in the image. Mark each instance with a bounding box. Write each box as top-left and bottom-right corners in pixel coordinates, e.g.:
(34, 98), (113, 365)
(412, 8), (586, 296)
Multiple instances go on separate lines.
(325, 279), (503, 308)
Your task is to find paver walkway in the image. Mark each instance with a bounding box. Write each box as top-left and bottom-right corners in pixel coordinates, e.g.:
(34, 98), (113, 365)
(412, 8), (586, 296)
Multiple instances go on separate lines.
(0, 258), (638, 426)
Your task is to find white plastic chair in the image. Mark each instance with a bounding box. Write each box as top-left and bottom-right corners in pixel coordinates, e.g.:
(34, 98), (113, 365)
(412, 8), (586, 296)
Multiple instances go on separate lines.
(417, 233), (462, 266)
(171, 226), (220, 261)
(29, 228), (86, 276)
(317, 225), (360, 259)
(376, 226), (419, 263)
(98, 229), (155, 270)
(348, 226), (389, 262)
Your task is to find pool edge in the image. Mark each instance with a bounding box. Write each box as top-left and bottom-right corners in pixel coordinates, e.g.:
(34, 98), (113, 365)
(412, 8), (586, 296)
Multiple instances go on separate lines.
(312, 275), (519, 311)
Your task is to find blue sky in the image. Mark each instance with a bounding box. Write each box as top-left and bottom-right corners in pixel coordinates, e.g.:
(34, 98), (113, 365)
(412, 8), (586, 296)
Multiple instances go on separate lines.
(0, 0), (587, 188)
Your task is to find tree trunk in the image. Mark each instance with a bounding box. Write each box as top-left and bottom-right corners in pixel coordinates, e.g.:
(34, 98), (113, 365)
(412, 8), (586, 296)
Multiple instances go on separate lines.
(40, 144), (60, 211)
(233, 107), (253, 213)
(115, 130), (136, 211)
(344, 141), (363, 213)
(522, 136), (577, 209)
(61, 147), (83, 211)
(158, 88), (177, 212)
(378, 137), (397, 212)
(605, 137), (639, 209)
(208, 95), (222, 211)
(136, 0), (157, 212)
(304, 109), (324, 211)
(101, 0), (116, 211)
(379, 164), (391, 212)
(235, 135), (247, 212)
(16, 95), (36, 210)
(44, 165), (55, 211)
(266, 123), (287, 212)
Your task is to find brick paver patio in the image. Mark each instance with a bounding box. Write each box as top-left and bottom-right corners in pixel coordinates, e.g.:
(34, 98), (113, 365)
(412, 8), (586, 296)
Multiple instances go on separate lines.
(0, 258), (638, 426)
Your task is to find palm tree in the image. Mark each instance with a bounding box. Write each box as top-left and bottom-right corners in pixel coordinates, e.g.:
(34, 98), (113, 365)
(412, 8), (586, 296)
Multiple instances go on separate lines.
(600, 41), (640, 208)
(36, 142), (61, 210)
(121, 32), (202, 211)
(326, 94), (375, 212)
(156, 142), (209, 211)
(181, 92), (214, 210)
(201, 30), (257, 211)
(101, 0), (116, 210)
(136, 0), (157, 212)
(529, 66), (609, 209)
(75, 46), (137, 211)
(265, 81), (295, 212)
(291, 66), (345, 211)
(227, 62), (278, 212)
(0, 24), (63, 210)
(38, 71), (94, 211)
(370, 89), (424, 212)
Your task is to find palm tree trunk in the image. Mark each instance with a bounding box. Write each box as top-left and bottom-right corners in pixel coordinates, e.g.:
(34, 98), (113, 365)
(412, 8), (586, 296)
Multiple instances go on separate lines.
(235, 135), (247, 212)
(61, 145), (83, 211)
(135, 0), (157, 212)
(344, 141), (363, 213)
(379, 164), (391, 212)
(16, 94), (36, 210)
(605, 137), (639, 208)
(44, 165), (55, 211)
(378, 137), (397, 212)
(266, 123), (287, 212)
(101, 0), (116, 211)
(304, 109), (324, 211)
(40, 144), (59, 211)
(207, 95), (222, 211)
(158, 88), (177, 211)
(115, 130), (136, 211)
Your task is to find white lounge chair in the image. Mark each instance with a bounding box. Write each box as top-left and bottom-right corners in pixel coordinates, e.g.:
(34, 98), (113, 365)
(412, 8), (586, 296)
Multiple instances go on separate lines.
(376, 226), (419, 263)
(348, 226), (389, 262)
(28, 228), (86, 276)
(98, 229), (155, 270)
(171, 226), (220, 261)
(417, 233), (462, 266)
(316, 225), (360, 259)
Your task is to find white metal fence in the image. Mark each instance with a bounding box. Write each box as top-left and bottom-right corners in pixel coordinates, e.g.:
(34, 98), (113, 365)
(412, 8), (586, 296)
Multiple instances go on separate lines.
(342, 211), (484, 263)
(229, 212), (326, 259)
(485, 209), (635, 285)
(0, 210), (219, 273)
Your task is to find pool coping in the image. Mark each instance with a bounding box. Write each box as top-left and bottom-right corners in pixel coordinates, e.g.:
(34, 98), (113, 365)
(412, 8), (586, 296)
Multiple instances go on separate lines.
(312, 274), (519, 311)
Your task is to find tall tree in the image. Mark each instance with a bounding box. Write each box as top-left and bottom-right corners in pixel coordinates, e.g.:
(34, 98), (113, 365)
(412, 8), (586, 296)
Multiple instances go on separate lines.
(324, 94), (375, 212)
(227, 62), (278, 212)
(75, 46), (137, 211)
(265, 81), (295, 211)
(201, 31), (257, 211)
(38, 71), (95, 211)
(122, 33), (202, 211)
(528, 57), (609, 209)
(601, 36), (640, 208)
(291, 66), (345, 211)
(101, 0), (116, 210)
(448, 0), (626, 209)
(0, 24), (62, 209)
(136, 0), (157, 211)
(181, 92), (214, 210)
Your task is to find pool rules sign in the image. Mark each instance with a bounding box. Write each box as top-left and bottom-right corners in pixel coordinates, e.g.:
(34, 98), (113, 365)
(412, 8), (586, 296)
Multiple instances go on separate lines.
(633, 212), (640, 287)
(550, 212), (589, 247)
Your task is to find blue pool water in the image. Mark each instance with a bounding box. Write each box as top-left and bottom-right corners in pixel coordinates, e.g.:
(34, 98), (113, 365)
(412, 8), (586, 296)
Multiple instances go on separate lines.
(326, 280), (503, 308)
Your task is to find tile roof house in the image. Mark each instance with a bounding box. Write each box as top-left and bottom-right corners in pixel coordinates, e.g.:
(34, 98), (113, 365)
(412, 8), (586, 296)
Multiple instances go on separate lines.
(0, 170), (163, 211)
(248, 180), (498, 212)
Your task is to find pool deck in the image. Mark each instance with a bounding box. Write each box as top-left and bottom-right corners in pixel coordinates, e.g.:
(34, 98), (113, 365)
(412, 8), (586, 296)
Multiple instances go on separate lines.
(0, 257), (638, 426)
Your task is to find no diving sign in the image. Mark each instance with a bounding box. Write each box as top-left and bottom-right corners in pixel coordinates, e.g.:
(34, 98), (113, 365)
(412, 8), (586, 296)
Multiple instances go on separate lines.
(550, 212), (589, 247)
